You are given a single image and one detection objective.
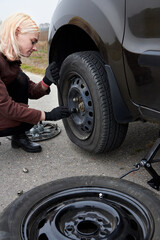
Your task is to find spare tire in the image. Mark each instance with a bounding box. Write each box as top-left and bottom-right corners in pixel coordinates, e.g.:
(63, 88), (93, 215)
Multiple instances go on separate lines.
(0, 176), (160, 240)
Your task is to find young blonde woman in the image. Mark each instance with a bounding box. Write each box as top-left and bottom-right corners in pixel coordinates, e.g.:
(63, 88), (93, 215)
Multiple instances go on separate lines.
(0, 13), (71, 153)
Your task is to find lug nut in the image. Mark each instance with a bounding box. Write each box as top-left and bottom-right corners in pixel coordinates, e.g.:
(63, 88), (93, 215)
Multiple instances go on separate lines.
(73, 97), (79, 102)
(23, 168), (29, 173)
(17, 190), (23, 196)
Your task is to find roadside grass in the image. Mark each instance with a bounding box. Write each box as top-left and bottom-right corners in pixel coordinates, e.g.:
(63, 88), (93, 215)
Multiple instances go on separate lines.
(21, 41), (48, 75)
(21, 64), (45, 75)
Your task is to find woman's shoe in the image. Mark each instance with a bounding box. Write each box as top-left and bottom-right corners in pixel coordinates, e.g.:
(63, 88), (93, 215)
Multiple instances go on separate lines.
(11, 133), (42, 153)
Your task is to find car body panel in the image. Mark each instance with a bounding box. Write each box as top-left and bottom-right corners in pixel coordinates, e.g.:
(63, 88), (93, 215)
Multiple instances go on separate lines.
(50, 0), (125, 45)
(123, 0), (160, 114)
(49, 0), (125, 66)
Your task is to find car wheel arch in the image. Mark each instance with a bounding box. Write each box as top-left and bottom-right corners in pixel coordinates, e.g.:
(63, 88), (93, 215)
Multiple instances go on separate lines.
(49, 25), (132, 124)
(48, 20), (107, 66)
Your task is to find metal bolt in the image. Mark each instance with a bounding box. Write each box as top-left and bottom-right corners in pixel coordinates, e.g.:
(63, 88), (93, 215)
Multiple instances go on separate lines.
(79, 102), (85, 112)
(146, 163), (151, 168)
(23, 168), (29, 173)
(17, 190), (23, 196)
(73, 97), (79, 102)
(99, 193), (103, 199)
(140, 160), (147, 167)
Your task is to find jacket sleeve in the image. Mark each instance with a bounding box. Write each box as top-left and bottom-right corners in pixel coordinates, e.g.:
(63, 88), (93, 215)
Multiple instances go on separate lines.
(0, 78), (41, 125)
(27, 74), (50, 99)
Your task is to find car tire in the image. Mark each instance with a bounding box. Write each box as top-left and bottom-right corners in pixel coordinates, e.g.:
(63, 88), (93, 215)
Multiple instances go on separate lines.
(0, 176), (160, 240)
(59, 51), (128, 153)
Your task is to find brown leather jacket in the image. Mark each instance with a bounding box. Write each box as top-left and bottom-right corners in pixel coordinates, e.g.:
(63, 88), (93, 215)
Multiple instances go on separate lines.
(0, 53), (49, 130)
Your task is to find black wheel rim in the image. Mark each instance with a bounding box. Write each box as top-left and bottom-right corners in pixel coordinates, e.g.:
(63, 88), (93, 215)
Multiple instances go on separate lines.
(22, 187), (154, 240)
(67, 76), (94, 140)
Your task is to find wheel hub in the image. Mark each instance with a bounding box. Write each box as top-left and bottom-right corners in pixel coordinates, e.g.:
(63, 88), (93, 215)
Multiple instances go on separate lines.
(68, 77), (94, 135)
(55, 200), (120, 239)
(77, 220), (99, 236)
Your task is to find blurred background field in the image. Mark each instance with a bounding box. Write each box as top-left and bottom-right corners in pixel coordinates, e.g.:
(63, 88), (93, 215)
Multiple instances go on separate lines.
(21, 30), (48, 75)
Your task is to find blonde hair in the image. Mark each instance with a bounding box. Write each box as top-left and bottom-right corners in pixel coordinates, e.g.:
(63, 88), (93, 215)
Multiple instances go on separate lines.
(0, 13), (40, 61)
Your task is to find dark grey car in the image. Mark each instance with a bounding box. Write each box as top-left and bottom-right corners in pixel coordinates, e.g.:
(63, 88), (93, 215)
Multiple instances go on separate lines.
(48, 0), (160, 153)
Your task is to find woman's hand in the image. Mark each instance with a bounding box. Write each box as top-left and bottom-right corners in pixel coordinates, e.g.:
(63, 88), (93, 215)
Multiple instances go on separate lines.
(42, 62), (59, 86)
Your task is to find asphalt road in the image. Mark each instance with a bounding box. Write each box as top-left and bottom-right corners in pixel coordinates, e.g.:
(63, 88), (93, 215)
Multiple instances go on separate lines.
(1, 72), (160, 214)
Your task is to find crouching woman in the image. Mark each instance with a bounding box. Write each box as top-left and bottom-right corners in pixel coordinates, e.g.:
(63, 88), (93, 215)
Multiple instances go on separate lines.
(0, 13), (70, 152)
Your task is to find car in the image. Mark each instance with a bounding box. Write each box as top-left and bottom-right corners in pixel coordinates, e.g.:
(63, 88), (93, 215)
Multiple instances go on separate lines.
(48, 0), (160, 153)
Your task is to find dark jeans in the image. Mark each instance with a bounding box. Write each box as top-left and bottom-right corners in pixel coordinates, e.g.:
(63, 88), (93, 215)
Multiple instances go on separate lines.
(0, 72), (33, 137)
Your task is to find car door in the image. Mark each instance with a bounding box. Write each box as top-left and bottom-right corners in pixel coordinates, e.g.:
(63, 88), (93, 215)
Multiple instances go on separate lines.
(123, 0), (160, 114)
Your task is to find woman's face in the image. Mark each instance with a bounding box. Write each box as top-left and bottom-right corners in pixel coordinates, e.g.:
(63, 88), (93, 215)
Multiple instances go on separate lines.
(16, 32), (39, 57)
